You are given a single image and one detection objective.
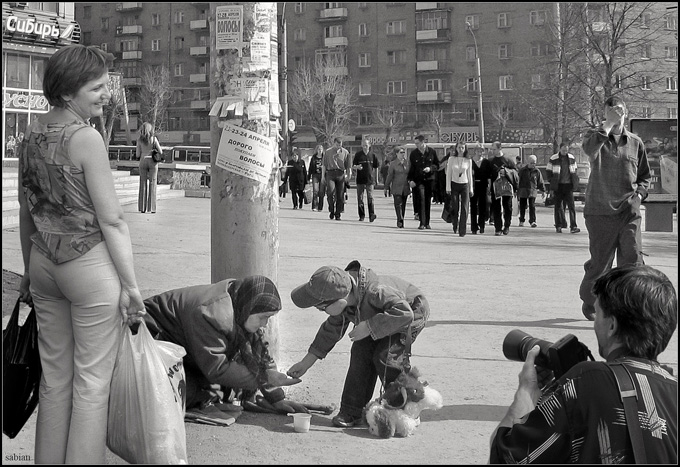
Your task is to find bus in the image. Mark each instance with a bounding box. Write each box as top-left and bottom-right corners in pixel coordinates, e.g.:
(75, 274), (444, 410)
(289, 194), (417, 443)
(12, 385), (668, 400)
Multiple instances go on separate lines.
(629, 118), (677, 195)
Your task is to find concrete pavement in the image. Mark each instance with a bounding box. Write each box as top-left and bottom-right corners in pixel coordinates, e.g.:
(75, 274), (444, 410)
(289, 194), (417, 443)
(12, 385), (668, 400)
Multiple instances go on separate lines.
(2, 191), (677, 464)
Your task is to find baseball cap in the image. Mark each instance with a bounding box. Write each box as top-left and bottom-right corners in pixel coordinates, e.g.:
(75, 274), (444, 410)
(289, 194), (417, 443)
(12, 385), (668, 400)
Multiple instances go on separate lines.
(290, 266), (352, 308)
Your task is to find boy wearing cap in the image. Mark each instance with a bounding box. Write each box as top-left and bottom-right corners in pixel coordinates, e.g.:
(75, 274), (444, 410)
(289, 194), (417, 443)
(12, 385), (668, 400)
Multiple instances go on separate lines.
(287, 260), (430, 428)
(517, 155), (545, 228)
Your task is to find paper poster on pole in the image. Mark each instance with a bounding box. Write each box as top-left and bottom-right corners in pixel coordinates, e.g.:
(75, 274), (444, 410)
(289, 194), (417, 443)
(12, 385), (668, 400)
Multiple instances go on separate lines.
(216, 5), (243, 52)
(250, 31), (271, 64)
(216, 123), (275, 185)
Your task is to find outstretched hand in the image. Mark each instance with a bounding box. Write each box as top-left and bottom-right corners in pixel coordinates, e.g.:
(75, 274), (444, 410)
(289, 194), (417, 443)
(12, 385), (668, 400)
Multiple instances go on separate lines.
(266, 369), (301, 387)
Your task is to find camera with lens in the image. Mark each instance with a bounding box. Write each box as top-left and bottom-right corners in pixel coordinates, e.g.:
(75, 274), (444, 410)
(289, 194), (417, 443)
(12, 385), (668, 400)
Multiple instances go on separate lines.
(502, 329), (593, 380)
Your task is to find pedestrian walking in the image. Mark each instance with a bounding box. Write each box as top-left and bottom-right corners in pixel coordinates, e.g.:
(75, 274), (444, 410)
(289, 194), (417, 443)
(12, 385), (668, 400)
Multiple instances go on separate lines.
(308, 144), (325, 211)
(546, 143), (581, 233)
(284, 150), (307, 210)
(322, 137), (352, 221)
(489, 142), (518, 235)
(445, 142), (474, 237)
(517, 155), (545, 228)
(384, 145), (411, 228)
(470, 146), (493, 234)
(352, 139), (379, 222)
(408, 135), (438, 230)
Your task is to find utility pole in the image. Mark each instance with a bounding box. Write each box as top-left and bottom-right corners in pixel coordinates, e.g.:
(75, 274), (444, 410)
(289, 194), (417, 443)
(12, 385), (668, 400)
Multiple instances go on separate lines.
(279, 4), (288, 159)
(209, 2), (281, 359)
(467, 22), (485, 144)
(554, 2), (565, 148)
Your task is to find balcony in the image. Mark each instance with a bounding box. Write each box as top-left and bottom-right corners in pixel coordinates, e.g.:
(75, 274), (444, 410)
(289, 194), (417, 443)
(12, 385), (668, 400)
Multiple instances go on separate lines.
(324, 66), (348, 77)
(116, 3), (143, 11)
(190, 46), (208, 56)
(191, 100), (210, 110)
(190, 19), (208, 30)
(324, 36), (348, 48)
(122, 50), (142, 60)
(190, 73), (207, 83)
(416, 60), (451, 73)
(416, 29), (451, 42)
(122, 77), (142, 87)
(416, 91), (452, 103)
(415, 3), (440, 10)
(116, 25), (142, 35)
(319, 8), (348, 21)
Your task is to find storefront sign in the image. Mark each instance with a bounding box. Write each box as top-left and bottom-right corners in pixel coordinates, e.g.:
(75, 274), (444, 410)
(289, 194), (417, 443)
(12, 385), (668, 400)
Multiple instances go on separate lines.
(439, 127), (480, 143)
(3, 91), (49, 111)
(2, 9), (80, 46)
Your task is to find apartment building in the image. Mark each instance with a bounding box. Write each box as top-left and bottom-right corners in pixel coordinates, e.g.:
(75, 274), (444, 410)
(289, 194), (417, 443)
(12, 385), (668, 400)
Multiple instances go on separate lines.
(284, 2), (678, 148)
(74, 2), (212, 145)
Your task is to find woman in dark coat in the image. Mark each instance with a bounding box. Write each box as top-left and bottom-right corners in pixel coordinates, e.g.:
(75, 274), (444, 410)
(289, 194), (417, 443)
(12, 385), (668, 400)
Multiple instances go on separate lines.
(284, 150), (308, 209)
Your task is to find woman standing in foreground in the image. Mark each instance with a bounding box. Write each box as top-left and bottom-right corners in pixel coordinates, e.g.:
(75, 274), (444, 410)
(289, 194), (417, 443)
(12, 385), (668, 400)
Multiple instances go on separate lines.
(18, 44), (145, 464)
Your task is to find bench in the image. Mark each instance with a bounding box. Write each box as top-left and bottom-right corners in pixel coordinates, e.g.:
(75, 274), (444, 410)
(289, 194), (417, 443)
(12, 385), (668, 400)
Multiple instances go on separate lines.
(643, 193), (677, 232)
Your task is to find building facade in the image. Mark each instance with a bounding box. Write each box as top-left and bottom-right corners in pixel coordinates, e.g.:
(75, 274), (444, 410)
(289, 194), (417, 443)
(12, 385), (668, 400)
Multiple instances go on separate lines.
(284, 2), (678, 150)
(2, 2), (80, 161)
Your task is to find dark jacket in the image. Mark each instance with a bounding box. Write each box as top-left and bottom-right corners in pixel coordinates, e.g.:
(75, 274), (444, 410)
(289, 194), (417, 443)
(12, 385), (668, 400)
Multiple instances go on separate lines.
(308, 263), (430, 360)
(472, 157), (493, 191)
(308, 153), (323, 180)
(546, 152), (579, 191)
(285, 158), (307, 189)
(490, 155), (519, 195)
(517, 166), (545, 198)
(408, 146), (439, 184)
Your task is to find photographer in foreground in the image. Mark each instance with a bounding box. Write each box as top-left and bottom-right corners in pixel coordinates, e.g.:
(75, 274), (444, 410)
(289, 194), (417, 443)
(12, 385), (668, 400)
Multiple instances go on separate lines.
(490, 264), (677, 464)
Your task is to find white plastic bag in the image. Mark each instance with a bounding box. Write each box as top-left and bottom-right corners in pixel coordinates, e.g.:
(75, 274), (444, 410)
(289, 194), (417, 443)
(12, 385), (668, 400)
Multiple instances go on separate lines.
(107, 321), (188, 464)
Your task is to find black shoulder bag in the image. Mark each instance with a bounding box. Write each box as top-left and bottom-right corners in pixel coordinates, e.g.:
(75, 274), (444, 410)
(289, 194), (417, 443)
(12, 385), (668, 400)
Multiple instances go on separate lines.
(608, 362), (648, 463)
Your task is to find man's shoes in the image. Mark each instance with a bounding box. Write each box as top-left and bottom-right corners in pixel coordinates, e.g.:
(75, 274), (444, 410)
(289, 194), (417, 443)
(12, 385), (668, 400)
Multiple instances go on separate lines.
(312, 208), (317, 211)
(582, 303), (596, 321)
(293, 206), (298, 210)
(369, 214), (376, 222)
(459, 232), (466, 237)
(570, 227), (581, 234)
(397, 220), (404, 228)
(453, 226), (458, 234)
(519, 221), (525, 227)
(479, 228), (485, 234)
(471, 230), (478, 235)
(329, 213), (334, 220)
(495, 231), (502, 236)
(332, 412), (365, 428)
(531, 222), (537, 228)
(359, 217), (365, 221)
(335, 216), (341, 221)
(502, 227), (509, 235)
(418, 225), (425, 230)
(414, 213), (420, 221)
(556, 227), (562, 233)
(425, 225), (431, 229)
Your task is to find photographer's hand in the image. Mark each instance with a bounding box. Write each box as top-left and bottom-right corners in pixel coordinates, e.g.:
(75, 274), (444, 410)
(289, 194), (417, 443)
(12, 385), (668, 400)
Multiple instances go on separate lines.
(498, 345), (543, 429)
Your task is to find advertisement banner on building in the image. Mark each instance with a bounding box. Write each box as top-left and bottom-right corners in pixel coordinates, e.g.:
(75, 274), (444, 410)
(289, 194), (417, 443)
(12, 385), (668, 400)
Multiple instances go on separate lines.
(215, 5), (243, 52)
(216, 123), (275, 185)
(439, 127), (480, 144)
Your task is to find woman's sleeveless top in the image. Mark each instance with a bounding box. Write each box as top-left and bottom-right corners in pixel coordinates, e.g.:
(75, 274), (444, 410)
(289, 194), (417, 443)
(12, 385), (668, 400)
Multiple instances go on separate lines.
(19, 120), (103, 264)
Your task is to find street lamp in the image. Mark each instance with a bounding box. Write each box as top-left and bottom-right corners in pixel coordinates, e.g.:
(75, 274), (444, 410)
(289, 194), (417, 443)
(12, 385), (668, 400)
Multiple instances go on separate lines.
(466, 21), (485, 145)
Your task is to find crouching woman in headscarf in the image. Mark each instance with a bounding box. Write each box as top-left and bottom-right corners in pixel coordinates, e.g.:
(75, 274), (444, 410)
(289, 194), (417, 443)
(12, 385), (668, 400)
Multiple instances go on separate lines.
(140, 275), (308, 415)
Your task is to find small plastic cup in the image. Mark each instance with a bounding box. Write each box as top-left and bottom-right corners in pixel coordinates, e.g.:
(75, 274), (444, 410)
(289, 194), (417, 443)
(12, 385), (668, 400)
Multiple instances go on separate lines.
(289, 413), (312, 433)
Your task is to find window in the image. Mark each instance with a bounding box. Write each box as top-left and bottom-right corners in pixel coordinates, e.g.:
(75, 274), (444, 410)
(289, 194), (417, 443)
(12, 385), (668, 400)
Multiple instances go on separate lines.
(175, 37), (184, 50)
(199, 36), (209, 47)
(325, 25), (343, 38)
(359, 111), (373, 125)
(467, 108), (479, 121)
(531, 74), (545, 89)
(169, 117), (183, 131)
(120, 39), (137, 52)
(530, 43), (548, 57)
(387, 81), (406, 95)
(665, 15), (677, 30)
(294, 3), (304, 14)
(83, 32), (92, 44)
(315, 48), (346, 67)
(101, 18), (109, 30)
(359, 53), (371, 67)
(498, 13), (510, 28)
(614, 75), (624, 89)
(325, 2), (341, 8)
(358, 2), (368, 8)
(387, 50), (406, 65)
(5, 53), (30, 88)
(467, 77), (477, 92)
(466, 46), (476, 61)
(417, 47), (447, 61)
(174, 11), (184, 24)
(501, 105), (515, 121)
(151, 39), (161, 51)
(386, 21), (405, 35)
(152, 13), (161, 26)
(359, 23), (369, 37)
(83, 6), (91, 19)
(100, 43), (108, 52)
(641, 44), (651, 59)
(641, 107), (651, 118)
(359, 82), (372, 96)
(174, 63), (184, 76)
(465, 15), (479, 30)
(498, 44), (510, 59)
(530, 10), (547, 26)
(639, 12), (651, 27)
(667, 77), (678, 91)
(425, 79), (441, 91)
(294, 29), (306, 41)
(174, 90), (184, 102)
(665, 46), (678, 59)
(198, 62), (208, 74)
(499, 75), (513, 90)
(669, 107), (678, 119)
(417, 11), (449, 30)
(641, 76), (651, 90)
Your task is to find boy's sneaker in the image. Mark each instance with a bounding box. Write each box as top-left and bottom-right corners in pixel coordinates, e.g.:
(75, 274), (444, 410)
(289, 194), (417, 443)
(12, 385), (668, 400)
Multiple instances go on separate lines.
(332, 412), (365, 428)
(556, 227), (562, 233)
(570, 227), (581, 234)
(531, 222), (537, 228)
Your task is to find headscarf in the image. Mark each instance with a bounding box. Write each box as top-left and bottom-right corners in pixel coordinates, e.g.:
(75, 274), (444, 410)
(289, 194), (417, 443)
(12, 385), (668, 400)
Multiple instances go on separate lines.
(228, 276), (281, 385)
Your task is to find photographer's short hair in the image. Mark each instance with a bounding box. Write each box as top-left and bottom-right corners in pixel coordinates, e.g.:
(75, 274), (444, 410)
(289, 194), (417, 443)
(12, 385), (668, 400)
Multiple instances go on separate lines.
(43, 45), (110, 108)
(593, 264), (677, 360)
(333, 137), (342, 145)
(415, 135), (425, 142)
(604, 95), (626, 109)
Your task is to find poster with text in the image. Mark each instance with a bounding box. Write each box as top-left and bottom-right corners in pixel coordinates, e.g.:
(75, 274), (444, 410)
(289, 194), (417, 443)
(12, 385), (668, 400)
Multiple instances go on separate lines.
(216, 5), (243, 51)
(216, 123), (275, 185)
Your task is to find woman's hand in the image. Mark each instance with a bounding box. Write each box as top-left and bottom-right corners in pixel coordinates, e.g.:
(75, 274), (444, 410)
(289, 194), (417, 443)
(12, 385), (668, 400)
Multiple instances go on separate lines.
(349, 321), (371, 341)
(119, 286), (146, 326)
(19, 274), (33, 307)
(287, 361), (311, 379)
(265, 369), (301, 387)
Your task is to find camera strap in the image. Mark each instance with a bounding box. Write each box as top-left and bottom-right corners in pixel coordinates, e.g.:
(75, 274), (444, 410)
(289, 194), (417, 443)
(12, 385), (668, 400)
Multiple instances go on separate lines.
(608, 362), (647, 464)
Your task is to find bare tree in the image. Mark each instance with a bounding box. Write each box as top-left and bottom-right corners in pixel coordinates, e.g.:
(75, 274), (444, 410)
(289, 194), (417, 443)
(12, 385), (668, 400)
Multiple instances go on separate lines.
(372, 104), (404, 145)
(489, 100), (513, 143)
(288, 59), (355, 144)
(422, 106), (444, 143)
(92, 73), (127, 148)
(139, 65), (173, 132)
